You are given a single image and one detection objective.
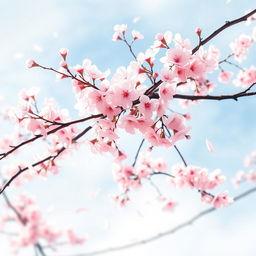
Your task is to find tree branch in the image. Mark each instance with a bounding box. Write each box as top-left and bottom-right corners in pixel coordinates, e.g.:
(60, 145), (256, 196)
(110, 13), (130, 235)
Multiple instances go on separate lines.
(1, 190), (47, 256)
(0, 114), (102, 161)
(192, 9), (256, 54)
(0, 126), (92, 195)
(60, 186), (256, 256)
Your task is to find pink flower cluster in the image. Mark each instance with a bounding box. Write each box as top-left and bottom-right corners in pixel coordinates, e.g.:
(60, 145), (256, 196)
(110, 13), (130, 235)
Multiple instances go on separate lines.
(232, 151), (256, 186)
(230, 34), (253, 62)
(234, 66), (256, 88)
(232, 170), (256, 186)
(1, 194), (85, 253)
(112, 152), (232, 209)
(218, 71), (233, 83)
(171, 164), (225, 191)
(170, 164), (233, 208)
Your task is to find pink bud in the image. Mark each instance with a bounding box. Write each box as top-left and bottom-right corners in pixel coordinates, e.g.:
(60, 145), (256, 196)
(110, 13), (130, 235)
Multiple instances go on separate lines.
(153, 72), (158, 79)
(59, 48), (69, 59)
(195, 28), (202, 36)
(59, 60), (68, 69)
(26, 59), (38, 68)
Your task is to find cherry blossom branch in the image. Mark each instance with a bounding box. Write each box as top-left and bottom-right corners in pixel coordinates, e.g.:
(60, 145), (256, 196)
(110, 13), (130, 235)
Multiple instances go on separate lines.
(144, 9), (256, 96)
(63, 185), (256, 256)
(37, 65), (96, 89)
(145, 82), (256, 102)
(0, 114), (103, 161)
(192, 9), (256, 54)
(172, 83), (256, 101)
(0, 126), (92, 195)
(1, 190), (47, 256)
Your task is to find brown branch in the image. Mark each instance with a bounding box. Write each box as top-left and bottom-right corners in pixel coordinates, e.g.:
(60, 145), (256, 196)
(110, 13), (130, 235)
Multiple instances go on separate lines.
(174, 145), (188, 167)
(0, 126), (92, 195)
(2, 192), (26, 224)
(145, 82), (256, 102)
(192, 9), (256, 54)
(0, 114), (103, 161)
(172, 90), (256, 102)
(144, 9), (256, 97)
(62, 186), (256, 256)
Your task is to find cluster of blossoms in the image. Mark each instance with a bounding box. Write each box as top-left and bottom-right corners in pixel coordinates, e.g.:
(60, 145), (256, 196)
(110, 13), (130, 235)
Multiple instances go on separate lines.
(9, 22), (256, 209)
(0, 194), (84, 254)
(232, 151), (256, 186)
(230, 34), (253, 62)
(170, 164), (233, 208)
(112, 152), (233, 209)
(234, 66), (256, 88)
(226, 26), (256, 87)
(0, 89), (79, 182)
(5, 22), (255, 215)
(0, 12), (255, 255)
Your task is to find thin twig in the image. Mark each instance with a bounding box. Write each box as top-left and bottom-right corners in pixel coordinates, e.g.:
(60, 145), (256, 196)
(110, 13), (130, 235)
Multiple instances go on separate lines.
(174, 145), (188, 167)
(0, 114), (102, 161)
(132, 139), (145, 167)
(0, 126), (92, 195)
(59, 186), (256, 256)
(192, 9), (256, 54)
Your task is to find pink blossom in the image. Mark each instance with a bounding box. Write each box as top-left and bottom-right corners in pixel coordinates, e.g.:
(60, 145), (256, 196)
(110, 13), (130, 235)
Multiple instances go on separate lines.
(59, 48), (68, 59)
(195, 28), (202, 36)
(160, 67), (176, 83)
(119, 114), (138, 134)
(59, 60), (68, 69)
(159, 82), (176, 103)
(188, 57), (206, 78)
(112, 24), (127, 41)
(212, 191), (233, 208)
(67, 229), (85, 245)
(131, 30), (144, 40)
(162, 200), (177, 211)
(232, 170), (245, 186)
(164, 113), (186, 132)
(234, 66), (256, 88)
(247, 170), (256, 182)
(154, 31), (172, 48)
(26, 59), (38, 68)
(113, 24), (127, 35)
(138, 95), (156, 119)
(218, 71), (233, 83)
(230, 34), (252, 62)
(108, 82), (140, 109)
(161, 47), (191, 67)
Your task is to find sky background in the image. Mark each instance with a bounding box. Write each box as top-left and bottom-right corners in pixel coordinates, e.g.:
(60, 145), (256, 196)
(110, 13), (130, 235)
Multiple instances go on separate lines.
(0, 0), (256, 255)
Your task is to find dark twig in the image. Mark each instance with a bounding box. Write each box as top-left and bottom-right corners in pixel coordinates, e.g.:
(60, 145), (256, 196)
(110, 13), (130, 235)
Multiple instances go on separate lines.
(192, 9), (256, 54)
(132, 139), (145, 167)
(0, 114), (102, 161)
(174, 145), (188, 167)
(0, 126), (92, 195)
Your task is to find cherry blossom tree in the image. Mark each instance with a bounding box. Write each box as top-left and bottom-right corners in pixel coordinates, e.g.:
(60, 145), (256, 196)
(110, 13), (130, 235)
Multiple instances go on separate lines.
(1, 5), (256, 256)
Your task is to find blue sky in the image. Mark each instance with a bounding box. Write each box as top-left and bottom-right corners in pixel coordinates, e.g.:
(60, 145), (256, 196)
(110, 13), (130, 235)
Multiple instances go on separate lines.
(0, 0), (256, 255)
